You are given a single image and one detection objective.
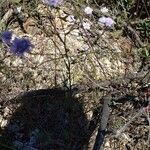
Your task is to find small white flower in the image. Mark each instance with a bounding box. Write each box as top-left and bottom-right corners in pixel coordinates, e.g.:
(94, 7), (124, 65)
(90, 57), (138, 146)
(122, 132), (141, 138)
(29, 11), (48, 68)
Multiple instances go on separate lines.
(16, 6), (22, 13)
(10, 34), (17, 43)
(82, 22), (91, 30)
(84, 6), (93, 15)
(100, 7), (109, 14)
(66, 15), (76, 23)
(98, 16), (107, 24)
(81, 44), (89, 51)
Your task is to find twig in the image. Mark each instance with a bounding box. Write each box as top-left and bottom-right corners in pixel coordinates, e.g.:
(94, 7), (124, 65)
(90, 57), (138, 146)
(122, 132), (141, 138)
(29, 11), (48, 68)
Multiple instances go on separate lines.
(0, 143), (16, 150)
(93, 95), (111, 150)
(115, 107), (144, 138)
(0, 9), (13, 24)
(123, 22), (143, 48)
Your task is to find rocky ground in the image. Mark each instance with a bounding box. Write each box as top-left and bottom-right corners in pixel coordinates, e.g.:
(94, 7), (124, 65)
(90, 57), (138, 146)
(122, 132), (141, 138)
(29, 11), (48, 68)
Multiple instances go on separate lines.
(0, 0), (149, 150)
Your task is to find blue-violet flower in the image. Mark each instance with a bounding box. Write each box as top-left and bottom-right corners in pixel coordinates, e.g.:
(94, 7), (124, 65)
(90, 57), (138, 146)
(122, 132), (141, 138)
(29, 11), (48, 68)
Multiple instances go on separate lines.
(10, 38), (32, 56)
(1, 31), (12, 45)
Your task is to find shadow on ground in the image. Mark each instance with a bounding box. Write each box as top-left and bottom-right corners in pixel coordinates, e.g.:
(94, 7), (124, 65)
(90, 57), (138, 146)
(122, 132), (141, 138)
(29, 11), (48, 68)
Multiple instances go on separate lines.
(0, 88), (90, 150)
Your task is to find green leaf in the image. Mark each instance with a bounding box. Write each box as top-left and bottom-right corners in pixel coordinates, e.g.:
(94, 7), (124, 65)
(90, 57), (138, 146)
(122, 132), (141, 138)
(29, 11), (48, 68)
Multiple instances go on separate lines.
(0, 22), (6, 31)
(145, 49), (149, 57)
(10, 0), (21, 4)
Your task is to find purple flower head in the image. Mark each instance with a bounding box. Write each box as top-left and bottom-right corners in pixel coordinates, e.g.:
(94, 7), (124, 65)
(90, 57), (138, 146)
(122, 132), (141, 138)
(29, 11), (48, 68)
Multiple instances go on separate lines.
(10, 38), (33, 56)
(42, 0), (63, 7)
(105, 17), (115, 27)
(1, 31), (13, 45)
(98, 17), (115, 28)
